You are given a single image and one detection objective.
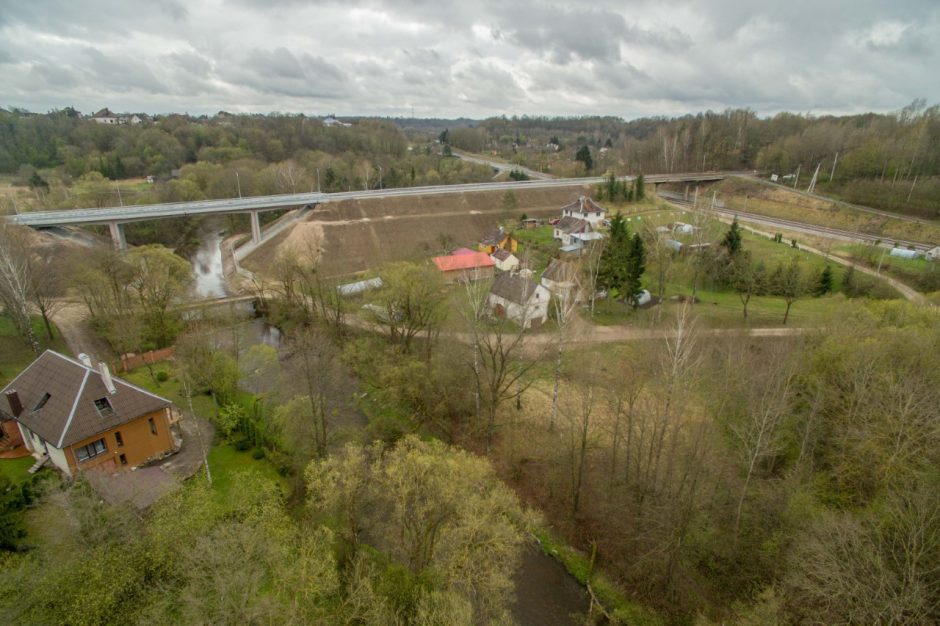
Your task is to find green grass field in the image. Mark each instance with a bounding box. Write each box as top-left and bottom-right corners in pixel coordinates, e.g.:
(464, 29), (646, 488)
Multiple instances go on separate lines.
(206, 443), (288, 498)
(0, 315), (70, 387)
(0, 456), (35, 486)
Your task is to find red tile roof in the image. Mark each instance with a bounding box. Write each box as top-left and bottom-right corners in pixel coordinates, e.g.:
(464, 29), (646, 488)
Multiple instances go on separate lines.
(451, 247), (478, 255)
(433, 251), (496, 272)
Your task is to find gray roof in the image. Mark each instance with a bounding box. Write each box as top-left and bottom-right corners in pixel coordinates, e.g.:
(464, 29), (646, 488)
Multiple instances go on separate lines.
(542, 258), (577, 282)
(555, 216), (593, 234)
(490, 273), (540, 305)
(480, 228), (508, 246)
(561, 196), (606, 215)
(491, 248), (515, 262)
(0, 351), (171, 448)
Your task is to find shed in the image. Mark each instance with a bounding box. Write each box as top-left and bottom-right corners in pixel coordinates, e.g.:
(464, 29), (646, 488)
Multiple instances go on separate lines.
(889, 247), (920, 260)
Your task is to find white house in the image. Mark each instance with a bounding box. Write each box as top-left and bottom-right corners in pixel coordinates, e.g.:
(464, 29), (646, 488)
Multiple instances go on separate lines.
(488, 273), (550, 329)
(92, 108), (120, 125)
(322, 115), (351, 127)
(554, 216), (594, 246)
(541, 258), (581, 303)
(561, 196), (607, 225)
(490, 248), (520, 272)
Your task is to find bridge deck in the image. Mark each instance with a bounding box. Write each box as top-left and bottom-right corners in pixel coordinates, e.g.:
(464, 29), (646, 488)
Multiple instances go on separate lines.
(7, 172), (750, 228)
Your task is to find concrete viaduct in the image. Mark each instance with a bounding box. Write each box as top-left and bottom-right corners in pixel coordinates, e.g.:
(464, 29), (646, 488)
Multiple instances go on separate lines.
(6, 172), (749, 249)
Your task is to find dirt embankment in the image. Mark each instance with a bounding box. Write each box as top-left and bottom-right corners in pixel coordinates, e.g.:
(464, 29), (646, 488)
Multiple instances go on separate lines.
(240, 185), (594, 277)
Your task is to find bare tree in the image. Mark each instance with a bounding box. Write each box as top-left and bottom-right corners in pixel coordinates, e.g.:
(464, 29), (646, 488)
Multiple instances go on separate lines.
(0, 224), (40, 353)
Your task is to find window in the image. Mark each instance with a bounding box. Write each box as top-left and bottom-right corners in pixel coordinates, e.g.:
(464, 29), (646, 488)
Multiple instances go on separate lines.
(32, 393), (51, 412)
(75, 438), (107, 462)
(94, 398), (114, 418)
(119, 454), (127, 466)
(148, 417), (157, 435)
(115, 431), (124, 447)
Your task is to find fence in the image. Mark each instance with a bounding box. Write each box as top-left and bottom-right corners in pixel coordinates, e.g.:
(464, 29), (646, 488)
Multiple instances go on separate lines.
(116, 347), (175, 373)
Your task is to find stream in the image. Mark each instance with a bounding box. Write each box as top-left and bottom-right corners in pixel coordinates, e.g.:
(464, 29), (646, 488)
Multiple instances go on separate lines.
(191, 229), (228, 299)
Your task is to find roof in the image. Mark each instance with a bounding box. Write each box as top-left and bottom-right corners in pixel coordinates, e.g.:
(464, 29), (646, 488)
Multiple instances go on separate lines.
(433, 251), (495, 272)
(0, 351), (171, 448)
(337, 277), (384, 296)
(542, 258), (577, 282)
(489, 273), (542, 306)
(480, 228), (509, 246)
(561, 196), (606, 215)
(491, 248), (516, 262)
(93, 108), (116, 118)
(555, 216), (593, 234)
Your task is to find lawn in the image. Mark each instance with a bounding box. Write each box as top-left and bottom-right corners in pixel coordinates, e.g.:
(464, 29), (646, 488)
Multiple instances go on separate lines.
(206, 442), (288, 498)
(0, 315), (70, 388)
(122, 362), (218, 419)
(0, 456), (35, 486)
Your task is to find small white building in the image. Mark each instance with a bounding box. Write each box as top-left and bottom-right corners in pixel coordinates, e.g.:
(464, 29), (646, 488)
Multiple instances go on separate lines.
(490, 248), (520, 272)
(925, 246), (940, 261)
(487, 273), (550, 330)
(560, 196), (607, 225)
(889, 247), (920, 260)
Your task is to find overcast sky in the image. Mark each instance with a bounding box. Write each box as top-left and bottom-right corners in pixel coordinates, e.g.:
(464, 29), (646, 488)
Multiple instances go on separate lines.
(1, 0), (937, 119)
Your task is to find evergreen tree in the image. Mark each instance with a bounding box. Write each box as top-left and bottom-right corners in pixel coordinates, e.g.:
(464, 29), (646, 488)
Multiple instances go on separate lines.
(815, 265), (834, 296)
(575, 145), (593, 172)
(597, 212), (631, 295)
(721, 217), (743, 255)
(635, 174), (645, 200)
(625, 233), (646, 304)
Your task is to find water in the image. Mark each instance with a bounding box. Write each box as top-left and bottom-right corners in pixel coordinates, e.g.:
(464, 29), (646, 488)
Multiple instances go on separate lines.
(191, 230), (228, 298)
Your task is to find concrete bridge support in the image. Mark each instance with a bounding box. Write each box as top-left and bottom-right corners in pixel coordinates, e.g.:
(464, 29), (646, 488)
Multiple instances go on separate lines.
(108, 221), (127, 250)
(250, 210), (262, 244)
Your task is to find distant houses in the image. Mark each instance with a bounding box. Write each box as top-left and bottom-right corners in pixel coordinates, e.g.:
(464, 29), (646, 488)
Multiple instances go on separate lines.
(322, 115), (351, 128)
(91, 108), (144, 125)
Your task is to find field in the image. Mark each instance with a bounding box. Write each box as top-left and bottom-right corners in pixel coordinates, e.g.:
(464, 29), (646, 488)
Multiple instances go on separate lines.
(241, 184), (596, 277)
(708, 177), (940, 245)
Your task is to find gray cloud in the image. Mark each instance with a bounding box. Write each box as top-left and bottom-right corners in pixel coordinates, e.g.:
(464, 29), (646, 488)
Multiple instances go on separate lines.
(0, 0), (936, 118)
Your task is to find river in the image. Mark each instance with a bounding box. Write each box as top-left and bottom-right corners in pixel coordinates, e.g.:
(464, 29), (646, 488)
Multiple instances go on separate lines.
(191, 229), (228, 299)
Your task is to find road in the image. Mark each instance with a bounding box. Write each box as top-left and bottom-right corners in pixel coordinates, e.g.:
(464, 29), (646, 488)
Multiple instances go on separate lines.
(451, 148), (554, 180)
(6, 171), (749, 228)
(659, 191), (933, 252)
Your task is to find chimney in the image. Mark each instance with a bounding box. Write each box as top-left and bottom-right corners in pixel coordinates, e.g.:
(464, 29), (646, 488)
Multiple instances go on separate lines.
(78, 353), (93, 367)
(98, 362), (116, 395)
(5, 390), (23, 417)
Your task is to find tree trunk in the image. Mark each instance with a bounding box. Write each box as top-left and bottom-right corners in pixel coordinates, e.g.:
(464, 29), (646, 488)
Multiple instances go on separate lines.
(783, 301), (792, 324)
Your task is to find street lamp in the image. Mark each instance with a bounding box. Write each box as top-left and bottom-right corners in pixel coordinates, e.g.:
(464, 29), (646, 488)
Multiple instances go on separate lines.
(235, 171), (242, 198)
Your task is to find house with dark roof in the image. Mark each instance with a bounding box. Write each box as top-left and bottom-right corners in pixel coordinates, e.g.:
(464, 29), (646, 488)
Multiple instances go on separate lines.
(561, 196), (607, 225)
(478, 227), (518, 255)
(541, 258), (581, 303)
(553, 216), (594, 246)
(0, 351), (180, 477)
(490, 247), (520, 272)
(487, 273), (549, 329)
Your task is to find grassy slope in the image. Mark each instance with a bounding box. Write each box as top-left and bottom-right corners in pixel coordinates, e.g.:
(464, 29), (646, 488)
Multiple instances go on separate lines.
(0, 315), (70, 388)
(0, 456), (35, 486)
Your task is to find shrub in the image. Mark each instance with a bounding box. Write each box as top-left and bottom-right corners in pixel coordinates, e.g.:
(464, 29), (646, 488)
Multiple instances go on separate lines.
(233, 438), (252, 451)
(156, 371), (169, 382)
(251, 447), (266, 460)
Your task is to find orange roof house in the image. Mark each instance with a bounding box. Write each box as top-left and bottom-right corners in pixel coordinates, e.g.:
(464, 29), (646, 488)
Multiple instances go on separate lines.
(432, 251), (496, 283)
(1, 351), (180, 477)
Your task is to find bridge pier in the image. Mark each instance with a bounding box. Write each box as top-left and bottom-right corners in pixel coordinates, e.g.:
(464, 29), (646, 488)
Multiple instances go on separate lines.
(249, 210), (262, 244)
(108, 221), (127, 250)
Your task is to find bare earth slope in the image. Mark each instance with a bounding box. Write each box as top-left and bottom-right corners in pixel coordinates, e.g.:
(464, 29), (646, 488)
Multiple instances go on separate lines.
(241, 184), (594, 277)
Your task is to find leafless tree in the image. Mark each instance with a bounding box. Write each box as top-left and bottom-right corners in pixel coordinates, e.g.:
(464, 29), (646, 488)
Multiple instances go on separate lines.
(0, 224), (40, 353)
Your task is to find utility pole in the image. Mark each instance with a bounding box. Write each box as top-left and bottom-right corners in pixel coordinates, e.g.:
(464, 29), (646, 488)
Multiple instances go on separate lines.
(829, 152), (838, 182)
(907, 175), (918, 202)
(806, 162), (821, 194)
(378, 165), (383, 190)
(235, 171), (242, 198)
(316, 167), (321, 192)
(116, 187), (124, 207)
(793, 164), (801, 189)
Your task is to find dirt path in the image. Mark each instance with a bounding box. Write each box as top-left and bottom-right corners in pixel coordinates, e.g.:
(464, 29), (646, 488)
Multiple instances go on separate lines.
(49, 300), (114, 359)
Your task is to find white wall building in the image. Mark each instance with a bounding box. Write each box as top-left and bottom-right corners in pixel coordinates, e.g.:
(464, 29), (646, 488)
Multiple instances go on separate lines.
(487, 273), (550, 330)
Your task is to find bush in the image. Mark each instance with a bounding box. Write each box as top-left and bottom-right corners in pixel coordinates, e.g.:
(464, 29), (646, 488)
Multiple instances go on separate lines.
(156, 371), (169, 382)
(251, 447), (266, 460)
(233, 438), (252, 451)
